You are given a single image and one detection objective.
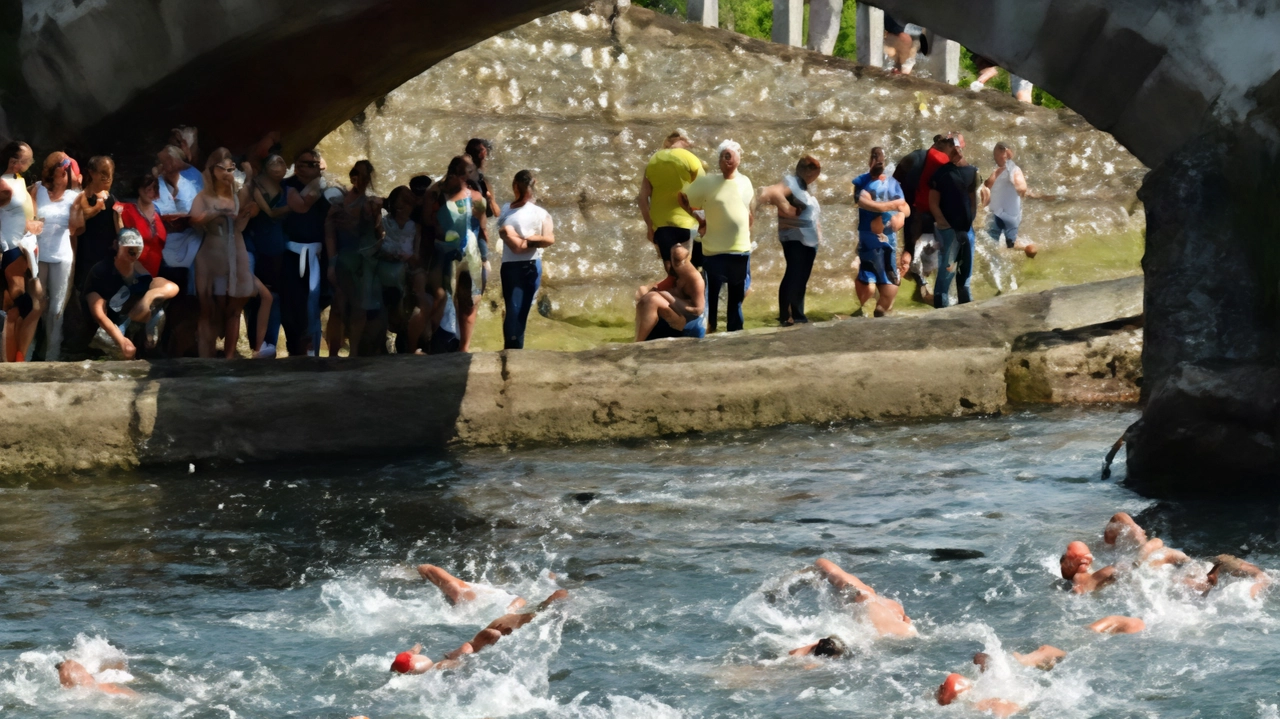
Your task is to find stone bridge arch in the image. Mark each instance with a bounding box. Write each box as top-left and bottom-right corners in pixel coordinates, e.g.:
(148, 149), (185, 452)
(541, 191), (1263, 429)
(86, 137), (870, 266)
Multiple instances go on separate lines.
(3, 0), (1278, 493)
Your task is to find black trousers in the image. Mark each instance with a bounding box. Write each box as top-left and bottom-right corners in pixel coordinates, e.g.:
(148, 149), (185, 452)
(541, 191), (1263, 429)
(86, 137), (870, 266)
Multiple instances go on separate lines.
(778, 241), (816, 323)
(279, 249), (313, 356)
(703, 252), (749, 333)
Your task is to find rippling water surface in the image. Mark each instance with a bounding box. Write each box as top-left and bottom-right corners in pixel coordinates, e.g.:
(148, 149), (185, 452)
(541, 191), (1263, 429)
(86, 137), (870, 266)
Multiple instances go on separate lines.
(2, 407), (1277, 717)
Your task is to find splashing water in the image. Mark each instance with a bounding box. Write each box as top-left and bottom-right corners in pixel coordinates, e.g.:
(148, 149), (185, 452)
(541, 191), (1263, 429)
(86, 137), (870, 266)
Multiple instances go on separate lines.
(1, 408), (1276, 717)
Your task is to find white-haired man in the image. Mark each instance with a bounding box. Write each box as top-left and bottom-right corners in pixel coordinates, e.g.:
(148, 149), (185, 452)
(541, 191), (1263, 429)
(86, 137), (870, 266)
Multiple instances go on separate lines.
(680, 140), (754, 333)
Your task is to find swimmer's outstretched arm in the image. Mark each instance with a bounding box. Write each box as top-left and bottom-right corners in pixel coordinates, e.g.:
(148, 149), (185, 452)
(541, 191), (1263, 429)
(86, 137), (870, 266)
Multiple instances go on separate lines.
(417, 564), (476, 604)
(788, 641), (819, 656)
(814, 558), (876, 599)
(535, 588), (570, 612)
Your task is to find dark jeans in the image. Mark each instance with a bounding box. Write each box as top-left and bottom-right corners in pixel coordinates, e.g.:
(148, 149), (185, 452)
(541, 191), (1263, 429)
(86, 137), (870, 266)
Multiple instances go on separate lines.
(778, 241), (816, 323)
(933, 227), (974, 307)
(501, 259), (541, 350)
(703, 252), (749, 332)
(280, 248), (321, 356)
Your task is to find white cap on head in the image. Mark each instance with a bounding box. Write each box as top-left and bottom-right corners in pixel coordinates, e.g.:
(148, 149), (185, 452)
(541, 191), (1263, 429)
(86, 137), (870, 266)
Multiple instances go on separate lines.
(717, 139), (742, 159)
(118, 228), (144, 249)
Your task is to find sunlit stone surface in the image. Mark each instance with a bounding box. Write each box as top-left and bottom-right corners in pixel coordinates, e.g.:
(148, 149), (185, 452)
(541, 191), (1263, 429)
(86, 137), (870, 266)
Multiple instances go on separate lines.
(319, 7), (1145, 321)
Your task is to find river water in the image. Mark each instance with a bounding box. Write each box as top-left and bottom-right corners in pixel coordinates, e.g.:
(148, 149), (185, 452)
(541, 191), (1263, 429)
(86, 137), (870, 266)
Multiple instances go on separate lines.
(2, 407), (1276, 718)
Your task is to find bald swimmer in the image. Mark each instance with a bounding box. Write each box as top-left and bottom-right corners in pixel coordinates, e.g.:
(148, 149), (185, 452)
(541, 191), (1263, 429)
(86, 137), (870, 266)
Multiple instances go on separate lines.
(936, 673), (1021, 717)
(813, 558), (915, 637)
(1060, 541), (1117, 594)
(56, 659), (138, 697)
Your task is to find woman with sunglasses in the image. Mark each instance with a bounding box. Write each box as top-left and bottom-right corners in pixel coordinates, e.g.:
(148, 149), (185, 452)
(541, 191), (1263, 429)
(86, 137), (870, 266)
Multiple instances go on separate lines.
(323, 160), (382, 357)
(190, 148), (260, 358)
(29, 152), (80, 360)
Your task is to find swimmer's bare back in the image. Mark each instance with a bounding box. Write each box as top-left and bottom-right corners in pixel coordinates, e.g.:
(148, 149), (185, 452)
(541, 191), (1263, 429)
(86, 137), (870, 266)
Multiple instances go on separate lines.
(56, 660), (138, 698)
(1088, 615), (1145, 634)
(814, 559), (914, 637)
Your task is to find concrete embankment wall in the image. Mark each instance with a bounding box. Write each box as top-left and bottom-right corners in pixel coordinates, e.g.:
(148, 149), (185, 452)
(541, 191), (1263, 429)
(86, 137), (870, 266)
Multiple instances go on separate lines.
(0, 277), (1143, 475)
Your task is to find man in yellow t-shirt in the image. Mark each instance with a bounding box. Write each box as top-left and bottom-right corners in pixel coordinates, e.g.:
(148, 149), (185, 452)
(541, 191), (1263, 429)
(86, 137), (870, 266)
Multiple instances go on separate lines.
(680, 139), (754, 332)
(637, 129), (703, 267)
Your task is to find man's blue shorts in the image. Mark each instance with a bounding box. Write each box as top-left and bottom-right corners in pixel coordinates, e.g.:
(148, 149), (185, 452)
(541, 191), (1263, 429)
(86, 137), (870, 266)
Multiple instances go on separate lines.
(856, 237), (899, 286)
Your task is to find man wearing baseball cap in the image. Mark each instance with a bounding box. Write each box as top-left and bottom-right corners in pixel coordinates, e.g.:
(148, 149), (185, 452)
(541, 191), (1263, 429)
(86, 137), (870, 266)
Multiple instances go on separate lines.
(638, 128), (705, 269)
(82, 227), (179, 359)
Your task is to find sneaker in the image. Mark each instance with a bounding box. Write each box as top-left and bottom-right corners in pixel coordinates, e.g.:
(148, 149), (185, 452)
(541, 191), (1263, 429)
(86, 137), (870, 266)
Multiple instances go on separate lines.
(145, 307), (166, 349)
(254, 342), (277, 359)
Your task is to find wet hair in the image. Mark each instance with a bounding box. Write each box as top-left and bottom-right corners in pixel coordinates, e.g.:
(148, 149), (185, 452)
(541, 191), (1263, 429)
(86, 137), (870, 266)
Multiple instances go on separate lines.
(465, 138), (493, 167)
(796, 155), (821, 175)
(84, 155), (115, 186)
(386, 185), (413, 213)
(133, 172), (159, 195)
(41, 151), (70, 188)
(447, 155), (472, 178)
(349, 159), (375, 191)
(813, 635), (846, 658)
(513, 169), (536, 196)
(1, 141), (30, 173)
(409, 174), (433, 193)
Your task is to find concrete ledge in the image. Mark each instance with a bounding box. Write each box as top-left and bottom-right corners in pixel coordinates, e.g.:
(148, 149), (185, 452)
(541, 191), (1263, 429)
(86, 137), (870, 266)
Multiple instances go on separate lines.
(1007, 318), (1143, 404)
(0, 277), (1143, 475)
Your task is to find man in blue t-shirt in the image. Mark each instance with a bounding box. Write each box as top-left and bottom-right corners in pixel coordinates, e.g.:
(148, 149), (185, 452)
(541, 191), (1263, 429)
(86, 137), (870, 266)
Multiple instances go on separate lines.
(851, 147), (910, 317)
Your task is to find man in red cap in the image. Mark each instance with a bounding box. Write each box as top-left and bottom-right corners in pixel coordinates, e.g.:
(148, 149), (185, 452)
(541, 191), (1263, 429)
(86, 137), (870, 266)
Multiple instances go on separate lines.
(390, 589), (570, 674)
(1060, 541), (1117, 594)
(935, 673), (1021, 716)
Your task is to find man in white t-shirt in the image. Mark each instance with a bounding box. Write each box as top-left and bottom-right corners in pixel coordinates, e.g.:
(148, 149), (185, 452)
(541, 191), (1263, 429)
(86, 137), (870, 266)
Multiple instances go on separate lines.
(680, 140), (754, 333)
(497, 170), (554, 349)
(982, 142), (1035, 293)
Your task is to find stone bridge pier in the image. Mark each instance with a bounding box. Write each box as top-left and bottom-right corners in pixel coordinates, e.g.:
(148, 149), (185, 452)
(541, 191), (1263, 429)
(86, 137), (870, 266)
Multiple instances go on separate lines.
(3, 0), (1280, 495)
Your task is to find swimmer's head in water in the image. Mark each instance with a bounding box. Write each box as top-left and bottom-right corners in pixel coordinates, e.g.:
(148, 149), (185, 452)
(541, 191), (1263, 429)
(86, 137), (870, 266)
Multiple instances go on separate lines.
(936, 673), (972, 705)
(1209, 554), (1244, 584)
(813, 635), (846, 658)
(56, 659), (96, 688)
(390, 651), (415, 674)
(1060, 541), (1093, 579)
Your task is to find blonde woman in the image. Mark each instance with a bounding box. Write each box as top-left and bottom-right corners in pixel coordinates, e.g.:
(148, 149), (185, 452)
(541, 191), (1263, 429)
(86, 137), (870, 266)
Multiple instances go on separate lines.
(189, 148), (271, 358)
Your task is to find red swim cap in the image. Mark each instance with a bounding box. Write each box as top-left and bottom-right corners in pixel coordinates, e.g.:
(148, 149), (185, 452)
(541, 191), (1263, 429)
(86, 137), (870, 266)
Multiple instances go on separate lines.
(391, 652), (414, 673)
(936, 673), (971, 705)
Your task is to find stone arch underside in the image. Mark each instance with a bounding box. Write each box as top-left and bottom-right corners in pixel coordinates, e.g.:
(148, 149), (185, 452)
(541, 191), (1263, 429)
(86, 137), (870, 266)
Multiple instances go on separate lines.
(6, 0), (1280, 494)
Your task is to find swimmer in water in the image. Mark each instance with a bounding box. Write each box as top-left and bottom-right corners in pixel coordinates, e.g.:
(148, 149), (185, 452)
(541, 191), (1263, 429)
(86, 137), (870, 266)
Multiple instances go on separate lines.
(56, 659), (138, 697)
(1087, 615), (1146, 634)
(973, 644), (1067, 672)
(1102, 513), (1191, 569)
(1195, 554), (1271, 599)
(391, 589), (570, 674)
(812, 558), (916, 637)
(1060, 541), (1117, 594)
(789, 635), (847, 658)
(417, 563), (527, 611)
(935, 673), (1021, 717)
